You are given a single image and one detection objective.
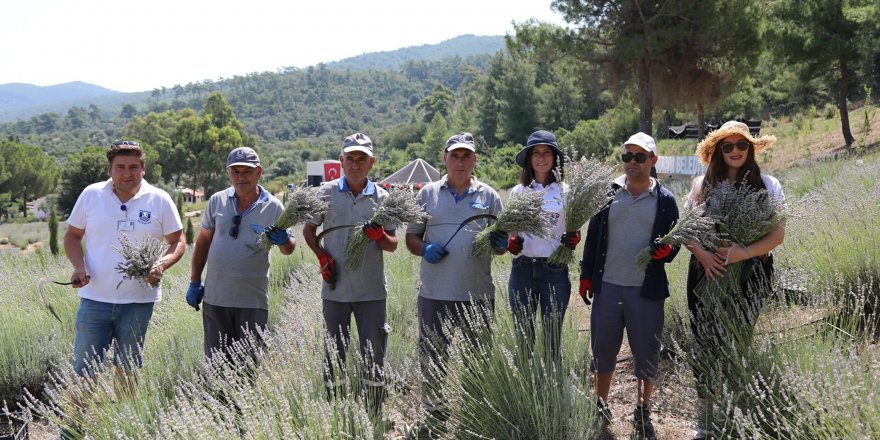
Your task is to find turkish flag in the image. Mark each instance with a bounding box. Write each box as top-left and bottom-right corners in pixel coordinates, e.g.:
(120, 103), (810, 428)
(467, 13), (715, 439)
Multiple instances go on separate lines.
(324, 163), (341, 181)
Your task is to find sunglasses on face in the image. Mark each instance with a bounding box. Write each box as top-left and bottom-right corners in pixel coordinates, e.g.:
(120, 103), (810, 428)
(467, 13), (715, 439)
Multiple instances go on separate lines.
(720, 140), (751, 154)
(621, 152), (650, 163)
(230, 215), (241, 239)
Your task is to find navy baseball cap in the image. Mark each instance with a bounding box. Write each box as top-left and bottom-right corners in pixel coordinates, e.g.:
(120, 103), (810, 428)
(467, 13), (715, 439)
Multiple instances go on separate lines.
(226, 147), (260, 168)
(445, 133), (476, 152)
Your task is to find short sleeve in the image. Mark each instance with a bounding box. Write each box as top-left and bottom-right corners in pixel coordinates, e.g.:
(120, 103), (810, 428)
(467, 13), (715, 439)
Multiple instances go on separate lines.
(762, 174), (785, 202)
(406, 187), (429, 235)
(201, 195), (218, 230)
(66, 189), (91, 229)
(308, 184), (333, 226)
(684, 176), (704, 209)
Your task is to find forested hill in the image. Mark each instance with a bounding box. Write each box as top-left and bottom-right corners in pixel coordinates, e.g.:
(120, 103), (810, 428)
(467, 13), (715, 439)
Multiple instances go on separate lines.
(0, 82), (139, 122)
(325, 35), (505, 71)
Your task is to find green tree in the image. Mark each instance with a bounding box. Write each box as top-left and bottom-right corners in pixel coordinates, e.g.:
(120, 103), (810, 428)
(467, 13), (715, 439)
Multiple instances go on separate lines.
(770, 0), (875, 148)
(416, 85), (455, 122)
(0, 140), (60, 216)
(551, 0), (761, 135)
(176, 191), (184, 219)
(48, 208), (59, 256)
(56, 147), (107, 215)
(185, 218), (194, 245)
(497, 59), (539, 143)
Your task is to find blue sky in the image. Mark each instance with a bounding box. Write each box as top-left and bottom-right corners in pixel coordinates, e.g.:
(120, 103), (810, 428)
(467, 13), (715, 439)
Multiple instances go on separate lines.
(0, 0), (566, 92)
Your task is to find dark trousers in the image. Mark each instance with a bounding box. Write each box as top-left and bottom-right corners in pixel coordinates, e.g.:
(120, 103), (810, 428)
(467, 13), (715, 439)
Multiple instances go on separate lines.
(322, 299), (389, 387)
(202, 302), (268, 362)
(507, 257), (571, 360)
(687, 254), (774, 398)
(417, 296), (494, 414)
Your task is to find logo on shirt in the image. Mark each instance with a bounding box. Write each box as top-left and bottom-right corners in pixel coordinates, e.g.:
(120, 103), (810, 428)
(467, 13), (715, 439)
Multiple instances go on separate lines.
(138, 210), (152, 224)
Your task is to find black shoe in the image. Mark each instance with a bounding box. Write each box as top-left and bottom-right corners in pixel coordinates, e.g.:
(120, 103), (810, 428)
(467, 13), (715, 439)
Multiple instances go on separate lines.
(631, 405), (656, 440)
(593, 399), (613, 434)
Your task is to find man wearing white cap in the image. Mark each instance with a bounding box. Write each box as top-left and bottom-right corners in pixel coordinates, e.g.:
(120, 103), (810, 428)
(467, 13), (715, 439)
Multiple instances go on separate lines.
(578, 132), (680, 439)
(188, 146), (295, 360)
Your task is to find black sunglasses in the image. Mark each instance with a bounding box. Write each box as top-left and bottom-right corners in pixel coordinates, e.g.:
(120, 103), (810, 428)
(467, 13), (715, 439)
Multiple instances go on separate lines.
(720, 140), (751, 154)
(621, 152), (650, 164)
(230, 215), (241, 239)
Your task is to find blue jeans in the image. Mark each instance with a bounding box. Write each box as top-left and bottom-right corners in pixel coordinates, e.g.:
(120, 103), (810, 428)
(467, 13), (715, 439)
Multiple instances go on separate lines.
(508, 257), (571, 359)
(73, 298), (155, 376)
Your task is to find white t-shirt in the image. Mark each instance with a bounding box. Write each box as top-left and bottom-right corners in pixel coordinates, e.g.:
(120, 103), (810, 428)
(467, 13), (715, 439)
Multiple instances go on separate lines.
(509, 181), (567, 258)
(686, 174), (785, 208)
(67, 179), (183, 304)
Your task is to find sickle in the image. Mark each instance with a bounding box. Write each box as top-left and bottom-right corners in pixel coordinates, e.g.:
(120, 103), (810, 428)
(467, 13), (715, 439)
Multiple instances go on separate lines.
(37, 277), (71, 323)
(441, 214), (498, 250)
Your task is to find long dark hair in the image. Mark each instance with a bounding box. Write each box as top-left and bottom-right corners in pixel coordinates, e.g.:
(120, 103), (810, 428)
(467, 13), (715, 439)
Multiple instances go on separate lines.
(518, 149), (564, 187)
(700, 140), (765, 199)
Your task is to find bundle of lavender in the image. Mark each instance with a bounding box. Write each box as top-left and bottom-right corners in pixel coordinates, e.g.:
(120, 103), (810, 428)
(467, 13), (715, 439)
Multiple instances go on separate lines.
(472, 190), (551, 258)
(114, 234), (165, 288)
(547, 156), (615, 265)
(635, 203), (718, 268)
(344, 189), (429, 271)
(259, 186), (329, 250)
(696, 179), (786, 297)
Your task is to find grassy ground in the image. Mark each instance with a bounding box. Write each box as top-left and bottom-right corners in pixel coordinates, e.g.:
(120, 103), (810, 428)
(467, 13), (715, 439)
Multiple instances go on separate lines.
(3, 111), (880, 439)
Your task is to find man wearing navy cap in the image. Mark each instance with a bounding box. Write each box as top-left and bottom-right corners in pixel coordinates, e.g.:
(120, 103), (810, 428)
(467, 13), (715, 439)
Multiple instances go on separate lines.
(405, 133), (503, 429)
(302, 132), (397, 415)
(188, 146), (295, 360)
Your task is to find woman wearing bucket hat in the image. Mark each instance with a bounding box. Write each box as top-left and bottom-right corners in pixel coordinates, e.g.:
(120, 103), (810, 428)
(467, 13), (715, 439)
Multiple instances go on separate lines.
(684, 120), (786, 439)
(504, 130), (575, 361)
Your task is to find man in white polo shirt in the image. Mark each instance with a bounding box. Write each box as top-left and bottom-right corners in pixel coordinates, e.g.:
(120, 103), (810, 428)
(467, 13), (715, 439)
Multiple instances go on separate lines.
(405, 132), (503, 430)
(188, 146), (296, 361)
(64, 140), (186, 376)
(303, 132), (397, 416)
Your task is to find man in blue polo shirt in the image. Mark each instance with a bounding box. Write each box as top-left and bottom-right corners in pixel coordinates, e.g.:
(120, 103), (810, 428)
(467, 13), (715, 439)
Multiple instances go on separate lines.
(188, 146), (295, 361)
(302, 133), (397, 416)
(405, 133), (503, 430)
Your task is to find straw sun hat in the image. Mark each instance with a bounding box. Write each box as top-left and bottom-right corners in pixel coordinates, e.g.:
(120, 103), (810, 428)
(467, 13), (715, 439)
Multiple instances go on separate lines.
(695, 120), (776, 166)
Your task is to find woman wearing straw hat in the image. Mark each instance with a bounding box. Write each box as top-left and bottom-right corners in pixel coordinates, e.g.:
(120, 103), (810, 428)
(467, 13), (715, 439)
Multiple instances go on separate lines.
(684, 120), (786, 439)
(505, 130), (577, 361)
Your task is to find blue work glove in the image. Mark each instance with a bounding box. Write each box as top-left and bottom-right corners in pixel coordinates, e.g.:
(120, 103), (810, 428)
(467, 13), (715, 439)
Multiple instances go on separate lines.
(186, 281), (204, 311)
(422, 243), (448, 264)
(265, 226), (290, 246)
(489, 230), (509, 252)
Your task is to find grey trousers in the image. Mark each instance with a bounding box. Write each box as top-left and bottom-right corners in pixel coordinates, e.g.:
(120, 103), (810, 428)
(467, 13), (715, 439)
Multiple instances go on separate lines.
(322, 298), (389, 389)
(202, 302), (268, 361)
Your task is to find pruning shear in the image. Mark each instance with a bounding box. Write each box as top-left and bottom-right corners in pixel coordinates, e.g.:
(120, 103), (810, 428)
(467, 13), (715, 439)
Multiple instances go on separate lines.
(441, 214), (498, 250)
(315, 223), (360, 290)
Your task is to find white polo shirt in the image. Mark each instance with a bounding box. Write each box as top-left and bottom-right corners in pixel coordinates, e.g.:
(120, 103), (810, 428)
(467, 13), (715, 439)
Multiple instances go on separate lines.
(67, 179), (183, 304)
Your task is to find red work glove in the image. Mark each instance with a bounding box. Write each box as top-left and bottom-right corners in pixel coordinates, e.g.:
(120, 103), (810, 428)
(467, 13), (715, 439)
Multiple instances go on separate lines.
(507, 236), (524, 255)
(317, 250), (336, 286)
(650, 240), (672, 260)
(363, 222), (388, 242)
(579, 279), (593, 305)
(560, 231), (581, 250)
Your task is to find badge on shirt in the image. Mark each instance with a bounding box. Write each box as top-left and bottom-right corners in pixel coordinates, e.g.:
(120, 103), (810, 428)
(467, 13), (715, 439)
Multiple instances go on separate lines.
(138, 210), (152, 224)
(117, 220), (135, 231)
(470, 201), (489, 210)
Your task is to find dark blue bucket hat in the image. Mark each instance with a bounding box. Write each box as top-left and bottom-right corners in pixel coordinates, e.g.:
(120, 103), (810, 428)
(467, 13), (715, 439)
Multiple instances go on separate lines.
(516, 130), (564, 168)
